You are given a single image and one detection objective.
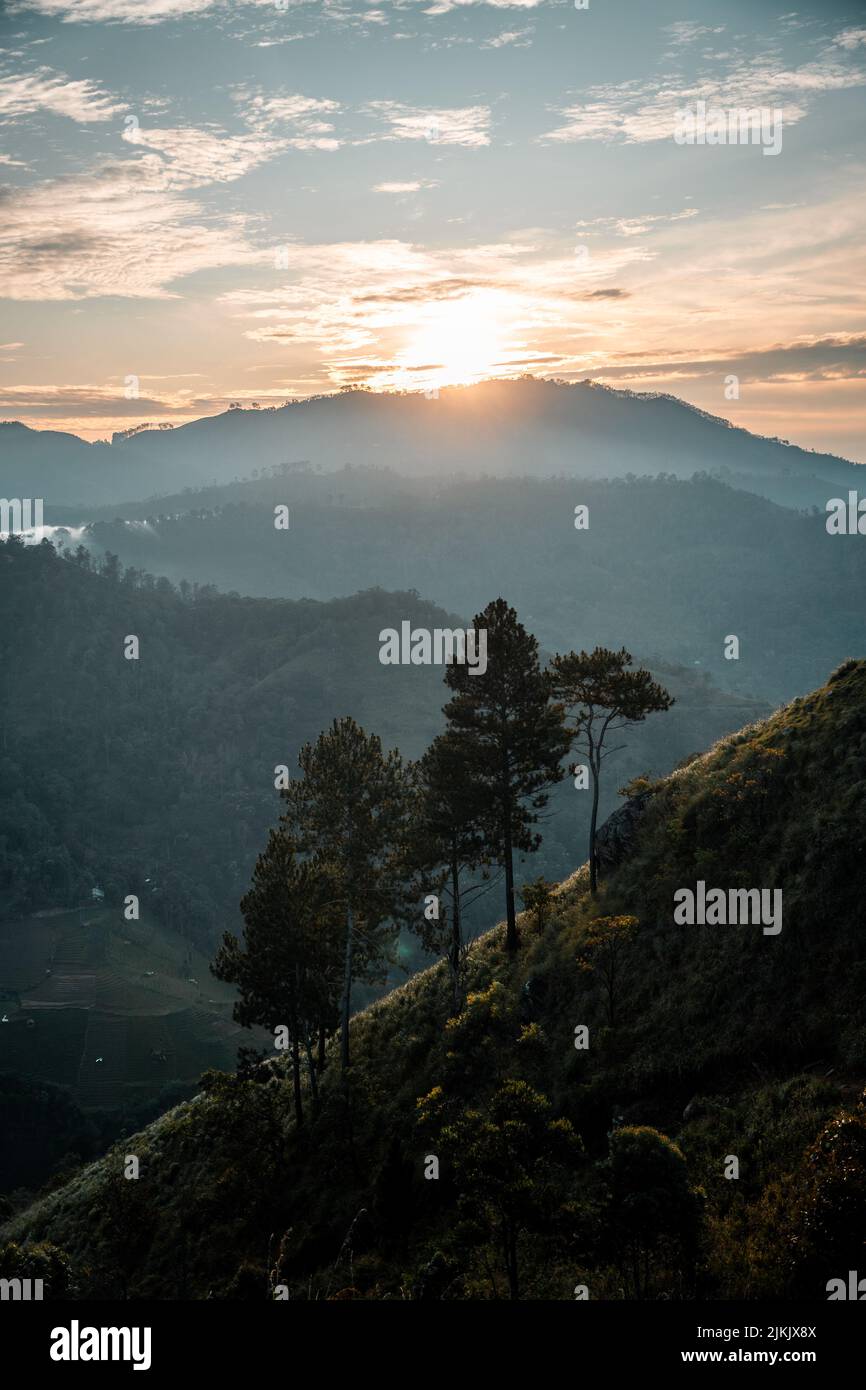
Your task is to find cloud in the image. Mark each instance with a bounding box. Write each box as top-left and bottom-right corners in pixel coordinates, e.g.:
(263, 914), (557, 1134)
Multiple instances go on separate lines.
(13, 0), (544, 18)
(236, 95), (493, 151)
(482, 26), (534, 48)
(355, 275), (485, 303)
(374, 181), (422, 193)
(0, 155), (261, 299)
(9, 0), (221, 22)
(234, 90), (342, 150)
(11, 0), (379, 22)
(0, 380), (212, 417)
(663, 22), (725, 48)
(575, 210), (699, 237)
(833, 28), (866, 53)
(373, 179), (438, 193)
(122, 123), (286, 186)
(216, 232), (650, 392)
(0, 82), (317, 300)
(593, 335), (866, 387)
(0, 66), (126, 122)
(422, 0), (542, 14)
(364, 101), (491, 147)
(541, 32), (866, 145)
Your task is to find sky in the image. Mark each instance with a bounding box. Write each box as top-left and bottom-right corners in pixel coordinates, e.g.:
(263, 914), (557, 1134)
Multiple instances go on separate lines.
(0, 0), (864, 460)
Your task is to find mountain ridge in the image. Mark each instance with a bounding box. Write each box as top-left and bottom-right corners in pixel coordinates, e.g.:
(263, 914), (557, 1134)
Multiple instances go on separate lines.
(3, 378), (862, 510)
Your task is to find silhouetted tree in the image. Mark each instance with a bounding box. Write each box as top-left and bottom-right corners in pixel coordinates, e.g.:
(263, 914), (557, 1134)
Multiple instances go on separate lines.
(444, 599), (570, 952)
(212, 833), (342, 1125)
(280, 717), (407, 1071)
(550, 648), (673, 893)
(403, 734), (495, 1013)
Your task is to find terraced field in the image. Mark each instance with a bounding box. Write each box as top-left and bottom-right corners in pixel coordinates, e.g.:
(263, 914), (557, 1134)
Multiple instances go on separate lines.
(0, 907), (256, 1109)
(0, 914), (55, 992)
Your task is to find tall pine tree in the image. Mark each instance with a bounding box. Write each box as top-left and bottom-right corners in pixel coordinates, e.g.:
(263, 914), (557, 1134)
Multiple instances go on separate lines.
(280, 717), (407, 1070)
(212, 833), (342, 1126)
(404, 733), (495, 1013)
(443, 599), (570, 952)
(549, 647), (673, 893)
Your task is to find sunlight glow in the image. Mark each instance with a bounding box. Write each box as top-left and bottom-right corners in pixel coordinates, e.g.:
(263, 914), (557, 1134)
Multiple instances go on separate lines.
(392, 296), (510, 392)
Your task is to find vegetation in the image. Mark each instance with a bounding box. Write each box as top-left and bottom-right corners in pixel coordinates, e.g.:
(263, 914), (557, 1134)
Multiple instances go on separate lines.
(403, 734), (494, 1014)
(551, 648), (674, 891)
(213, 837), (342, 1124)
(2, 658), (863, 1300)
(279, 718), (407, 1071)
(442, 599), (571, 951)
(57, 467), (866, 707)
(0, 535), (770, 958)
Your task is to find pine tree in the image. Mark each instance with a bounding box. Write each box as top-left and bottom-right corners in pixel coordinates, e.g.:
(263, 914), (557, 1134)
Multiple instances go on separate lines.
(280, 717), (407, 1071)
(443, 599), (570, 953)
(212, 832), (341, 1125)
(549, 647), (673, 893)
(403, 733), (495, 1013)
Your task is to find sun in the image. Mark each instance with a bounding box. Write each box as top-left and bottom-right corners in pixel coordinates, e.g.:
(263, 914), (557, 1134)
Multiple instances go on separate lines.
(395, 297), (508, 392)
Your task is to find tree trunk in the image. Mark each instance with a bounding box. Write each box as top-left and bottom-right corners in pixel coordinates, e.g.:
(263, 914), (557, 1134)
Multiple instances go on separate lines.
(340, 905), (354, 1072)
(502, 759), (518, 952)
(589, 757), (601, 894)
(449, 850), (462, 1014)
(317, 1022), (326, 1076)
(305, 1035), (319, 1108)
(503, 1222), (519, 1300)
(291, 1039), (303, 1128)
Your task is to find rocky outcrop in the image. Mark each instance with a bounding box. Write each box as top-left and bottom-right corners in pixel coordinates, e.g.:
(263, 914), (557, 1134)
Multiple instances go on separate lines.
(593, 791), (655, 874)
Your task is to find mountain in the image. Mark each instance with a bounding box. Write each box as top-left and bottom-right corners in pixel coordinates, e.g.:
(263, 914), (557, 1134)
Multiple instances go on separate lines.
(51, 469), (866, 706)
(3, 659), (863, 1300)
(0, 423), (116, 510)
(3, 379), (863, 509)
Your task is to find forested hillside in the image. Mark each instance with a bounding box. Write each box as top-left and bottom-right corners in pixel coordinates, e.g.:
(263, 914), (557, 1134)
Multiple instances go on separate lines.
(55, 470), (864, 705)
(3, 660), (863, 1300)
(0, 537), (767, 951)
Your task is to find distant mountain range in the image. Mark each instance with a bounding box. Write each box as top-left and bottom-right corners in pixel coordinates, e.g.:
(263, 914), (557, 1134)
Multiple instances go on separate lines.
(0, 536), (767, 955)
(2, 378), (863, 510)
(42, 468), (866, 707)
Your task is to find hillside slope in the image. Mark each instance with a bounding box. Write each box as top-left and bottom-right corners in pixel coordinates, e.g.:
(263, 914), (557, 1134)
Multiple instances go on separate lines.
(3, 660), (864, 1300)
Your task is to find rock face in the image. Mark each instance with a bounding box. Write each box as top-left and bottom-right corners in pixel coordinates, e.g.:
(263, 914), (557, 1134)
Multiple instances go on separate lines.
(593, 791), (655, 874)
